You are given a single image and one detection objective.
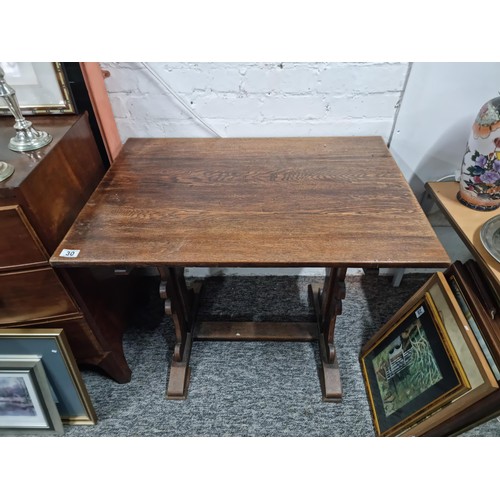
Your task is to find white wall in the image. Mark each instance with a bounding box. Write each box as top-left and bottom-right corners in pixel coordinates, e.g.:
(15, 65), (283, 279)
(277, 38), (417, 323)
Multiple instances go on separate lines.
(101, 62), (409, 141)
(389, 62), (500, 202)
(389, 62), (500, 271)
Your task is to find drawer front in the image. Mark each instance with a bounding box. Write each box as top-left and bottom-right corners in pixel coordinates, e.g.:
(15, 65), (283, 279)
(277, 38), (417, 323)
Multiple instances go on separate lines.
(0, 206), (48, 270)
(0, 267), (78, 324)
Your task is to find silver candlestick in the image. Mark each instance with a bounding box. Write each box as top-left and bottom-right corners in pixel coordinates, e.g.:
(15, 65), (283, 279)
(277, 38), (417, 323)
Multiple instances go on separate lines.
(0, 66), (52, 152)
(0, 161), (14, 182)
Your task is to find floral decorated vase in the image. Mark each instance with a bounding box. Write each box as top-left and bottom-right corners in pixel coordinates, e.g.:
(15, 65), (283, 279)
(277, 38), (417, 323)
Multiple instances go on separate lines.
(458, 96), (500, 211)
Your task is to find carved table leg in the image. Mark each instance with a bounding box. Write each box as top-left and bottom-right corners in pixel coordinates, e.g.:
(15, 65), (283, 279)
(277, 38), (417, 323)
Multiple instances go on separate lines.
(309, 267), (347, 402)
(158, 266), (196, 399)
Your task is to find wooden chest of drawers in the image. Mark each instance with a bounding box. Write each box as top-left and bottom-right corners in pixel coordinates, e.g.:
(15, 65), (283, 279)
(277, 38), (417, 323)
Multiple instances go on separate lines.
(0, 113), (131, 382)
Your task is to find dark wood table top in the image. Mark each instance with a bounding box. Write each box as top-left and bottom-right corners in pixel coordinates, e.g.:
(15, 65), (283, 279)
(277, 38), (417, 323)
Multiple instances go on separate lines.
(50, 136), (450, 268)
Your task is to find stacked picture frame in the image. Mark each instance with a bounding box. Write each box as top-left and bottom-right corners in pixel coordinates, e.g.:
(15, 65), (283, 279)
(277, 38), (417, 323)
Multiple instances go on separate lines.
(360, 260), (500, 437)
(0, 328), (96, 436)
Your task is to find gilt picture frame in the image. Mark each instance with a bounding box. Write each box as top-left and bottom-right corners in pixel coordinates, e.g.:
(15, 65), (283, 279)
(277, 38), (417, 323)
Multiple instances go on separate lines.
(360, 285), (470, 437)
(0, 355), (63, 436)
(446, 262), (500, 380)
(397, 272), (498, 436)
(0, 329), (96, 425)
(0, 62), (76, 115)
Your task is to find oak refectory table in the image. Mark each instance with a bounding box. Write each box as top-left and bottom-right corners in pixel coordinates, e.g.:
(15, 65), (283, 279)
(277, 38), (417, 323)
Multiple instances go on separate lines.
(50, 137), (450, 401)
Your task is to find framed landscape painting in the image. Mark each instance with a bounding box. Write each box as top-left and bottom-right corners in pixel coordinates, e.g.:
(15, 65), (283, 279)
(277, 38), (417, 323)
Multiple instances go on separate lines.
(360, 291), (470, 437)
(0, 329), (96, 425)
(0, 355), (63, 436)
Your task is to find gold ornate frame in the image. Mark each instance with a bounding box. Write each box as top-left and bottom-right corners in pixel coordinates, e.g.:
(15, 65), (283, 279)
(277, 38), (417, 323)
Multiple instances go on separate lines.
(0, 329), (96, 425)
(0, 355), (63, 436)
(360, 274), (471, 437)
(0, 62), (76, 115)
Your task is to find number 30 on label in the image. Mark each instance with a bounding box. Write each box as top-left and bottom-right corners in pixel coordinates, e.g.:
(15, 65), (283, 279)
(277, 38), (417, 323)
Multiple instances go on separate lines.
(59, 249), (80, 258)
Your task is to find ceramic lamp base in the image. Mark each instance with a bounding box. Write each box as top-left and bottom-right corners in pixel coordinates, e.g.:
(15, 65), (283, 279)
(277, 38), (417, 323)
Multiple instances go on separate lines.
(457, 191), (499, 211)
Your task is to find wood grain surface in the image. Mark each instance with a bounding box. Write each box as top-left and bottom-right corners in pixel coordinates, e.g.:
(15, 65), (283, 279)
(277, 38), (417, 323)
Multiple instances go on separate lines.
(0, 267), (78, 323)
(0, 206), (48, 270)
(0, 115), (82, 192)
(51, 137), (450, 268)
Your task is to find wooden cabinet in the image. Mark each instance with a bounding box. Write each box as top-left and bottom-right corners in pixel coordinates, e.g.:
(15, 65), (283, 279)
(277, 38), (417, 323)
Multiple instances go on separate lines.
(0, 113), (131, 383)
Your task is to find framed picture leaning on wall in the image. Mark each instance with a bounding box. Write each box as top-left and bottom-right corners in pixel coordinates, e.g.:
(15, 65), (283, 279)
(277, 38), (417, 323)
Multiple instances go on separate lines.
(446, 261), (500, 380)
(0, 62), (76, 115)
(0, 355), (63, 436)
(411, 261), (500, 436)
(360, 274), (471, 437)
(397, 272), (498, 436)
(0, 329), (96, 425)
(361, 271), (499, 437)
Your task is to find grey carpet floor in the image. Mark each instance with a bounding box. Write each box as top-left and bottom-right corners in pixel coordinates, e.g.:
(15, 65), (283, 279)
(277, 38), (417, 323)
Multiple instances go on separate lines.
(63, 273), (500, 437)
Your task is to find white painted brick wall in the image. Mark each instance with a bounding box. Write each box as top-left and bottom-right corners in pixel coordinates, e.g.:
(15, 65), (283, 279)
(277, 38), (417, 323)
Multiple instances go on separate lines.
(101, 62), (409, 142)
